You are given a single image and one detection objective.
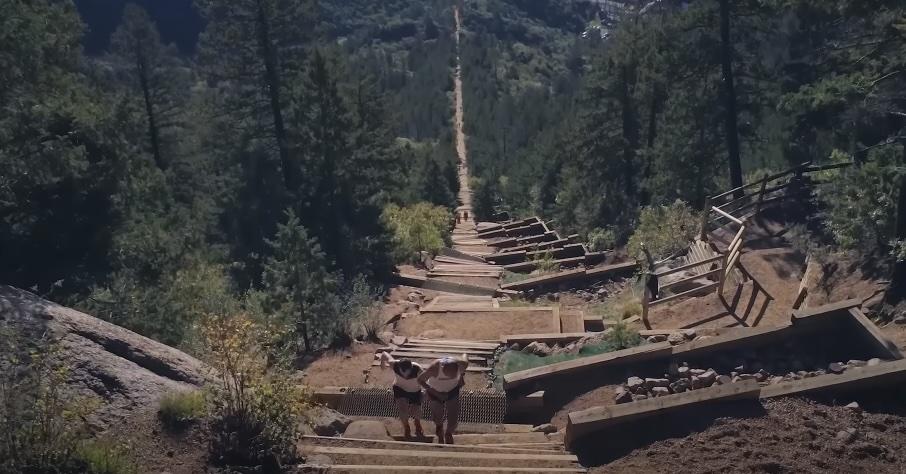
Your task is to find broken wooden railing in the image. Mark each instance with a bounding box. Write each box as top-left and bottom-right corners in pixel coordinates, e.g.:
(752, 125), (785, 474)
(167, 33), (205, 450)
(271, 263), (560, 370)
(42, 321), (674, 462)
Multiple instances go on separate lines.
(700, 160), (852, 240)
(640, 251), (727, 329)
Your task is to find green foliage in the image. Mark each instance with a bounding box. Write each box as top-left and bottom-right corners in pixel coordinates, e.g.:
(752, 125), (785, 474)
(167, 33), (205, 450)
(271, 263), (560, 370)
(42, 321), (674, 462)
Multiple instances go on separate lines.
(200, 313), (308, 469)
(382, 203), (452, 263)
(0, 340), (96, 473)
(258, 210), (341, 354)
(627, 201), (699, 262)
(494, 323), (642, 379)
(158, 391), (207, 430)
(586, 228), (617, 252)
(817, 147), (903, 258)
(531, 250), (561, 274)
(76, 440), (137, 474)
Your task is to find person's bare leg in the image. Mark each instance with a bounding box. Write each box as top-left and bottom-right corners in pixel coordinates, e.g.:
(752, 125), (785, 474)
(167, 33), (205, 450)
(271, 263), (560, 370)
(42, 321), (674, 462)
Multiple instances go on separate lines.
(431, 400), (445, 444)
(444, 399), (460, 444)
(395, 398), (411, 438)
(409, 403), (424, 438)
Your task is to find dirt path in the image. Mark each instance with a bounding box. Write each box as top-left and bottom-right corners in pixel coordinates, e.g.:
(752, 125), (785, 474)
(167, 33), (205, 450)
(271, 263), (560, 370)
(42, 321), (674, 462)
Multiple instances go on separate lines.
(453, 4), (472, 220)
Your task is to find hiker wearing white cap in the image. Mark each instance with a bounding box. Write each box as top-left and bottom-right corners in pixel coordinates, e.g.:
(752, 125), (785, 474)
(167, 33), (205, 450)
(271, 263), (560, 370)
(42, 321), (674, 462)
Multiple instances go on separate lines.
(378, 352), (425, 439)
(418, 353), (469, 444)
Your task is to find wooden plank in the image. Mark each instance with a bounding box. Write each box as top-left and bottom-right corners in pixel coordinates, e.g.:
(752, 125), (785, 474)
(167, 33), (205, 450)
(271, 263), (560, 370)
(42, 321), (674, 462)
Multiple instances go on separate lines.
(792, 298), (862, 320)
(503, 256), (585, 273)
(383, 351), (488, 362)
(370, 360), (491, 372)
(654, 255), (725, 278)
(585, 261), (638, 276)
(659, 267), (721, 291)
(407, 338), (503, 347)
(304, 446), (579, 463)
(760, 359), (906, 399)
(502, 332), (597, 346)
(671, 324), (793, 357)
(648, 281), (719, 307)
(316, 465), (585, 473)
(847, 308), (904, 360)
(711, 205), (743, 225)
(500, 268), (587, 291)
(377, 346), (496, 356)
(300, 436), (561, 454)
(503, 342), (673, 391)
(565, 380), (761, 447)
(560, 311), (584, 333)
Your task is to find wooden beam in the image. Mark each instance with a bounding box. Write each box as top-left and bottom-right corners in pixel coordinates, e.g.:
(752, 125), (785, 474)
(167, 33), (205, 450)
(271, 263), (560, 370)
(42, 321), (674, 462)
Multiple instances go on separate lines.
(710, 206), (743, 225)
(565, 380), (760, 447)
(503, 256), (585, 273)
(406, 339), (502, 349)
(502, 332), (598, 346)
(371, 360), (491, 372)
(300, 435), (560, 454)
(847, 308), (904, 360)
(313, 465), (586, 473)
(760, 359), (906, 399)
(377, 346), (496, 356)
(791, 298), (862, 320)
(654, 255), (725, 278)
(304, 446), (579, 464)
(503, 342), (673, 391)
(648, 281), (719, 307)
(671, 324), (793, 357)
(382, 351), (488, 362)
(659, 267), (721, 291)
(500, 268), (586, 291)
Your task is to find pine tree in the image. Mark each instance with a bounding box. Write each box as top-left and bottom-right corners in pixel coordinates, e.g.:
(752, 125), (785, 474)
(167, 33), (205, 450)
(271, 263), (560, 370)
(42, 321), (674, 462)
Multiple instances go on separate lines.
(195, 0), (317, 190)
(260, 210), (339, 354)
(110, 4), (182, 171)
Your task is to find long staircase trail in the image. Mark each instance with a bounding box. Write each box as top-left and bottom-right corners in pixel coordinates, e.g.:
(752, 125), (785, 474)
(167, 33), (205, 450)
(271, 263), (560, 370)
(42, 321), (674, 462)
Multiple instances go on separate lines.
(298, 5), (584, 472)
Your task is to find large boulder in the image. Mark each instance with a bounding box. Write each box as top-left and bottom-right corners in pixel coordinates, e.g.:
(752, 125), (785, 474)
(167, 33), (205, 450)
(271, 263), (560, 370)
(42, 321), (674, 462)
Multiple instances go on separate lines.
(343, 420), (392, 440)
(0, 285), (208, 427)
(307, 406), (352, 436)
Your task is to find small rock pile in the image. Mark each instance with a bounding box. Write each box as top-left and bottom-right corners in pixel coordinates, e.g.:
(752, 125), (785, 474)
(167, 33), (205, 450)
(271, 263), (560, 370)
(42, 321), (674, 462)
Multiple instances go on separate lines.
(614, 358), (884, 404)
(512, 328), (630, 357)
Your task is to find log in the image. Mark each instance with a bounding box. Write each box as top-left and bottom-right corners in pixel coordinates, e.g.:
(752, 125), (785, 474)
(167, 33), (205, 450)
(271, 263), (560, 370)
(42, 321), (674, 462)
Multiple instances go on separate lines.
(503, 343), (673, 391)
(565, 380), (760, 447)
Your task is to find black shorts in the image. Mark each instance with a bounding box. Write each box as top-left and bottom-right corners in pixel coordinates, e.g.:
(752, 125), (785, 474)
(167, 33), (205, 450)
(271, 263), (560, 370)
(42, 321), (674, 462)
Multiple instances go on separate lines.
(393, 386), (422, 405)
(427, 385), (461, 403)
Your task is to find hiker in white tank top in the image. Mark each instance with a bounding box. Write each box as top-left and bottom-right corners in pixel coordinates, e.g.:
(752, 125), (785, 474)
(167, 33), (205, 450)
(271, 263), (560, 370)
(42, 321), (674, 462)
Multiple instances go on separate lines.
(418, 354), (469, 445)
(379, 352), (425, 439)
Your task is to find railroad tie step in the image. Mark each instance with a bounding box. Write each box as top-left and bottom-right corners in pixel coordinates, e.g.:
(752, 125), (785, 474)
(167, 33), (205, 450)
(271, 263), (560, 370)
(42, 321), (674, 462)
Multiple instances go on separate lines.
(302, 445), (581, 469)
(302, 465), (587, 473)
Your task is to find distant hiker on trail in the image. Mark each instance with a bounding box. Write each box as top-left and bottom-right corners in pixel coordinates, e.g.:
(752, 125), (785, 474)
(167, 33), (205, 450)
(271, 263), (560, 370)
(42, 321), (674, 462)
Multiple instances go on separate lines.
(379, 352), (425, 439)
(418, 354), (469, 444)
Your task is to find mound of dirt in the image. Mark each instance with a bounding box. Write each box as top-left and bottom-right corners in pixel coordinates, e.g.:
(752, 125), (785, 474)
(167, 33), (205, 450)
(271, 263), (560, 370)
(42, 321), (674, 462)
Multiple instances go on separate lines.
(0, 285), (208, 427)
(586, 396), (906, 473)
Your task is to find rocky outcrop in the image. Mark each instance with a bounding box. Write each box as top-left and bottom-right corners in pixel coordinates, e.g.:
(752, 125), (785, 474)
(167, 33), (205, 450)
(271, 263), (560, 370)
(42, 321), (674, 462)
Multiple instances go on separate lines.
(0, 285), (208, 426)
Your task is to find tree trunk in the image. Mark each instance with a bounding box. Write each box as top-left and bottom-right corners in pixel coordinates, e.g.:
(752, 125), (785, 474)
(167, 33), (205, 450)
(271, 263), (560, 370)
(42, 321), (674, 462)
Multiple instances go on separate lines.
(620, 64), (639, 198)
(889, 141), (906, 301)
(298, 307), (312, 354)
(640, 86), (661, 206)
(718, 0), (744, 198)
(255, 0), (294, 191)
(136, 49), (165, 171)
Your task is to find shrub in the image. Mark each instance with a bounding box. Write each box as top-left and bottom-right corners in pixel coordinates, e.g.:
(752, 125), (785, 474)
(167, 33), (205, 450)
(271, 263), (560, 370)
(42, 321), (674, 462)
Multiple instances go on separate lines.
(627, 200), (699, 262)
(532, 250), (561, 274)
(817, 147), (900, 258)
(76, 440), (137, 474)
(494, 324), (643, 381)
(158, 390), (206, 430)
(586, 227), (617, 252)
(200, 313), (309, 469)
(382, 202), (452, 263)
(332, 276), (384, 346)
(0, 340), (96, 473)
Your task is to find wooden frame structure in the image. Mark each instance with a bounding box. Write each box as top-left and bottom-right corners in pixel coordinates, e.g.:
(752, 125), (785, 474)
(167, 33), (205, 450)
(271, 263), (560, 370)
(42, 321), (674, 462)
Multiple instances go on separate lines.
(639, 161), (852, 329)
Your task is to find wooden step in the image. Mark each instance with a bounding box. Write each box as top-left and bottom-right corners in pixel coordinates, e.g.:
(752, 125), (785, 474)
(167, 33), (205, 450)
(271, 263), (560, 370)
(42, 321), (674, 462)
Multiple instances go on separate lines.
(393, 432), (551, 445)
(407, 339), (502, 349)
(377, 346), (496, 356)
(303, 446), (580, 469)
(310, 465), (586, 473)
(370, 360), (491, 372)
(381, 351), (489, 363)
(300, 436), (561, 454)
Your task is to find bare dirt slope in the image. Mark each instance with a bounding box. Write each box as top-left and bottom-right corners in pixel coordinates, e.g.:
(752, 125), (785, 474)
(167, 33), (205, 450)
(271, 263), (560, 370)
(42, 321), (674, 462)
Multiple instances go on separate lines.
(589, 396), (906, 473)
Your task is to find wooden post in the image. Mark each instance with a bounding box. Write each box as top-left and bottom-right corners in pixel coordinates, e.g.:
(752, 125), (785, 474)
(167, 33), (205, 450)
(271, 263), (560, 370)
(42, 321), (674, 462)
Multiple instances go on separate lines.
(641, 284), (651, 330)
(699, 196), (712, 241)
(755, 179), (768, 214)
(718, 251), (729, 295)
